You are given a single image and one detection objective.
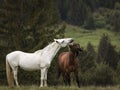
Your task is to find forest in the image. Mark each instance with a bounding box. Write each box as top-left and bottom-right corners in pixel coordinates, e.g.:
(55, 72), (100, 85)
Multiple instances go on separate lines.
(0, 0), (120, 87)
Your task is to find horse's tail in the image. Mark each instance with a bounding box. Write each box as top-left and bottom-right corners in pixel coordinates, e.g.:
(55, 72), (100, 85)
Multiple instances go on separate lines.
(6, 58), (14, 88)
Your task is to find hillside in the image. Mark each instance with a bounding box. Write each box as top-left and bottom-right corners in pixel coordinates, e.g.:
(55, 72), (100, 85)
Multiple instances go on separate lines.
(65, 24), (120, 51)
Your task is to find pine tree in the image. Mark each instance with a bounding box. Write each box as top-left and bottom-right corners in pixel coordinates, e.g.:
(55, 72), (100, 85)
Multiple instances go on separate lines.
(97, 34), (119, 69)
(112, 2), (120, 32)
(0, 0), (63, 52)
(83, 12), (95, 30)
(67, 0), (88, 26)
(79, 42), (96, 72)
(0, 0), (64, 84)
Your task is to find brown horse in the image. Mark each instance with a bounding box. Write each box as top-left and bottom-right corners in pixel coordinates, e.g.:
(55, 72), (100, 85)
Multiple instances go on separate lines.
(57, 43), (82, 87)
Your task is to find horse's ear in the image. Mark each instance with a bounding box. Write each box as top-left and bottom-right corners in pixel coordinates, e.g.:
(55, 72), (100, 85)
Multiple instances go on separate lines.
(56, 41), (59, 43)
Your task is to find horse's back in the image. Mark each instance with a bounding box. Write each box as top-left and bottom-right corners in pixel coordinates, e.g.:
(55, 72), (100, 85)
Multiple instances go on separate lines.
(6, 51), (22, 60)
(6, 51), (41, 70)
(6, 51), (34, 64)
(6, 51), (23, 68)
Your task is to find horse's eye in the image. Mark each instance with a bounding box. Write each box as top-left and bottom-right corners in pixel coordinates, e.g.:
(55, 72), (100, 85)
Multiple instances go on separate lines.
(56, 40), (59, 44)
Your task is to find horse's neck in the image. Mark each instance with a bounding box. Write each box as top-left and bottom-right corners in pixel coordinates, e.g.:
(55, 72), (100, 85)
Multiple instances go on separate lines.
(69, 51), (77, 64)
(43, 42), (61, 61)
(34, 50), (42, 54)
(70, 50), (78, 57)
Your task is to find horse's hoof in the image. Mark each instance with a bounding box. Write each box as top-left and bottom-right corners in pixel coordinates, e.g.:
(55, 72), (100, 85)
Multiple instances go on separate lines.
(39, 86), (43, 88)
(17, 86), (20, 88)
(9, 86), (14, 88)
(44, 85), (48, 87)
(78, 85), (80, 88)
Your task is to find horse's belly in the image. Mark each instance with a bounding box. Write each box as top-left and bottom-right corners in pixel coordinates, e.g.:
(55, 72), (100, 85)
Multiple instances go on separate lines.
(19, 63), (40, 71)
(19, 58), (40, 71)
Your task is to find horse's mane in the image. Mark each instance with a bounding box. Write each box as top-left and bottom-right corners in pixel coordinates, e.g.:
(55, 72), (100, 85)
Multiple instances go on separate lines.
(34, 42), (56, 53)
(34, 50), (42, 54)
(43, 42), (56, 50)
(69, 43), (80, 57)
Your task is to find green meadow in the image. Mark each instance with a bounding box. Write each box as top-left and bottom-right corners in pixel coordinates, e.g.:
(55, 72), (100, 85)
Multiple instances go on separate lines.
(0, 25), (120, 90)
(65, 25), (120, 51)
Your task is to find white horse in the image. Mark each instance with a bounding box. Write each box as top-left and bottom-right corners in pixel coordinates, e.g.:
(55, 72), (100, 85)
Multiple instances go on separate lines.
(6, 38), (73, 88)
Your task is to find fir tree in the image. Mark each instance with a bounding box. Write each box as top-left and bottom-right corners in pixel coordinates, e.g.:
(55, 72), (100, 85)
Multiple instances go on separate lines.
(97, 34), (119, 69)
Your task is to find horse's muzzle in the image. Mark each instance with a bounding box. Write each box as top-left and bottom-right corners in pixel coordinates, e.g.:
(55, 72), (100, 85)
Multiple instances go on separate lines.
(70, 39), (74, 43)
(79, 48), (83, 52)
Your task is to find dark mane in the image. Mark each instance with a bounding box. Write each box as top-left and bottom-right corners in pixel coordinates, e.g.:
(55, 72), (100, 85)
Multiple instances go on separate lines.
(69, 43), (82, 57)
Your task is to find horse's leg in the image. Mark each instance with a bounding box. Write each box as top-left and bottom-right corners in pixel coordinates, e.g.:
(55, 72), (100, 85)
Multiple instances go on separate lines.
(13, 66), (19, 87)
(74, 71), (80, 88)
(40, 68), (46, 87)
(62, 73), (67, 86)
(67, 74), (71, 86)
(44, 68), (48, 87)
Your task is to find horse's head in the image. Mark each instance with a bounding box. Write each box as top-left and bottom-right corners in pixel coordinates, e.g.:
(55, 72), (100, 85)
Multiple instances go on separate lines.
(69, 43), (83, 54)
(54, 38), (73, 47)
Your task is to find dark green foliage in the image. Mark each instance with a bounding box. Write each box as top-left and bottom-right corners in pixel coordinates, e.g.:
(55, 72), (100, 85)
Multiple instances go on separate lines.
(97, 34), (119, 69)
(0, 0), (64, 85)
(80, 67), (95, 85)
(0, 0), (120, 86)
(115, 61), (120, 84)
(83, 0), (119, 11)
(79, 36), (120, 86)
(93, 12), (106, 28)
(67, 0), (88, 26)
(18, 70), (40, 85)
(86, 42), (96, 58)
(55, 0), (68, 20)
(114, 2), (120, 10)
(0, 0), (64, 51)
(108, 2), (120, 32)
(93, 63), (115, 85)
(97, 34), (110, 63)
(55, 0), (120, 29)
(98, 0), (116, 9)
(83, 0), (98, 11)
(0, 0), (63, 51)
(116, 61), (120, 76)
(79, 43), (96, 85)
(83, 14), (95, 30)
(56, 0), (89, 26)
(79, 42), (96, 72)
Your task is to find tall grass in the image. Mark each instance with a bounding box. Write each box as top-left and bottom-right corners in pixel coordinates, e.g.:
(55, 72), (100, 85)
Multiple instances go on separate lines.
(0, 85), (120, 90)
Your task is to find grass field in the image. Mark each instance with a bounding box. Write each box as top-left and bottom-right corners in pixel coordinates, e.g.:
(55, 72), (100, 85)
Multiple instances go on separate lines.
(65, 25), (120, 51)
(0, 85), (120, 90)
(0, 25), (119, 90)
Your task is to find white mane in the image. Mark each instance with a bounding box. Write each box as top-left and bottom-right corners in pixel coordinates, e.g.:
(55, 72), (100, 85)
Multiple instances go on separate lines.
(43, 42), (56, 50)
(34, 42), (56, 54)
(34, 50), (42, 54)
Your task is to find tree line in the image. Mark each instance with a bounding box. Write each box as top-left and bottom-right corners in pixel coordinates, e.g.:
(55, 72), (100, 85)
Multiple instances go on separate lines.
(56, 0), (120, 32)
(0, 0), (64, 85)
